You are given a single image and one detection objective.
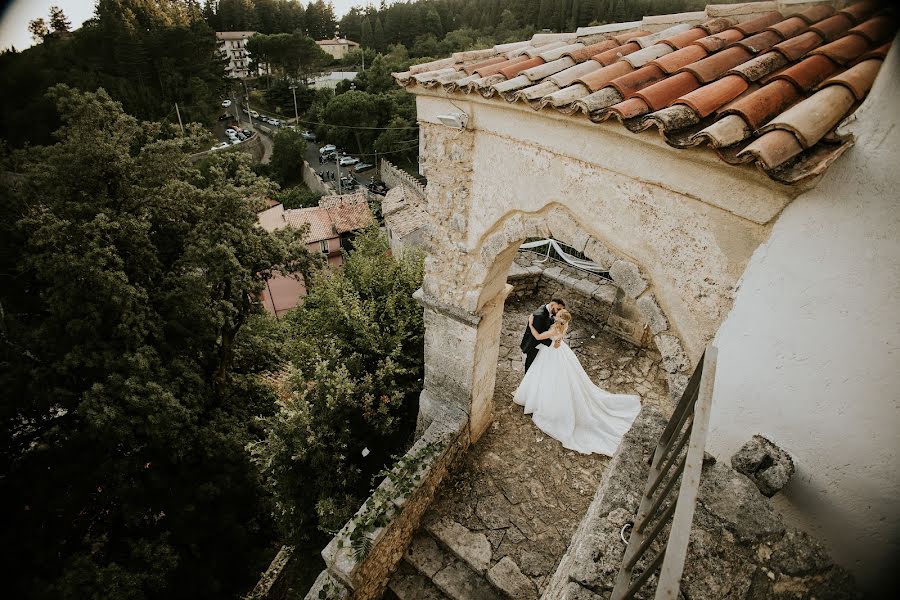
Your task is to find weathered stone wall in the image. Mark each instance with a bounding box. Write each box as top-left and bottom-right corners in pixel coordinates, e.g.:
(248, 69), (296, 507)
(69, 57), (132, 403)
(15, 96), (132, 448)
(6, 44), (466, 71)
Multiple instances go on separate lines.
(244, 546), (295, 600)
(380, 159), (426, 198)
(308, 413), (470, 600)
(508, 253), (651, 348)
(301, 158), (332, 195)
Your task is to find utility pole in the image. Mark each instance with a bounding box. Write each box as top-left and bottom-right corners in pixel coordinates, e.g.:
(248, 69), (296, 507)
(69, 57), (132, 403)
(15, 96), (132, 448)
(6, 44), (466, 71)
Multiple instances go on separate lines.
(336, 157), (341, 195)
(174, 102), (184, 135)
(242, 80), (254, 131)
(290, 85), (299, 126)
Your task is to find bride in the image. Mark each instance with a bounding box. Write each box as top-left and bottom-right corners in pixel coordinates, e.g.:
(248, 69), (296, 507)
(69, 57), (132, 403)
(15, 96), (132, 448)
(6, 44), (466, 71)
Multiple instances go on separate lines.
(514, 308), (641, 456)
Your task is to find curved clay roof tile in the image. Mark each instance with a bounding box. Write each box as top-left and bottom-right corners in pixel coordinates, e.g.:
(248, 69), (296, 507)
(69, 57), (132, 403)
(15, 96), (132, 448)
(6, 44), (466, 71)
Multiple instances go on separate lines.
(738, 129), (804, 169)
(773, 30), (825, 62)
(651, 45), (709, 74)
(673, 74), (749, 118)
(728, 51), (789, 82)
(661, 27), (708, 50)
(733, 12), (785, 36)
(699, 17), (737, 35)
(758, 85), (856, 148)
(578, 61), (634, 91)
(500, 56), (544, 79)
(721, 79), (802, 130)
(474, 54), (529, 77)
(847, 16), (899, 45)
(693, 28), (744, 52)
(550, 60), (605, 88)
(839, 1), (880, 25)
(810, 33), (872, 66)
(680, 46), (753, 83)
(733, 30), (785, 54)
(615, 30), (652, 45)
(592, 42), (641, 66)
(463, 56), (507, 75)
(796, 4), (837, 25)
(818, 57), (884, 101)
(565, 40), (620, 62)
(770, 54), (841, 91)
(767, 16), (810, 39)
(607, 64), (667, 97)
(633, 71), (701, 111)
(855, 41), (893, 62)
(809, 14), (856, 41)
(607, 97), (652, 120)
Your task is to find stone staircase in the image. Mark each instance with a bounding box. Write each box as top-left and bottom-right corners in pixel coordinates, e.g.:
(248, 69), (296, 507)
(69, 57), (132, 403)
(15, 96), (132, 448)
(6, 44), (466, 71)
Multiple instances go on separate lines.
(385, 519), (537, 600)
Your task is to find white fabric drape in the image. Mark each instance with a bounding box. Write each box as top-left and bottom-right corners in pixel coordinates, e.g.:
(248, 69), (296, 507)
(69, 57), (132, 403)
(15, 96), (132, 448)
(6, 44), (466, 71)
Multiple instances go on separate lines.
(519, 239), (607, 273)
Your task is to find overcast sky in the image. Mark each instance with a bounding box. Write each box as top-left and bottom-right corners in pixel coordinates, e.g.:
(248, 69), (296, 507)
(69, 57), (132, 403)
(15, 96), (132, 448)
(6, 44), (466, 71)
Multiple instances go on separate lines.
(0, 0), (368, 51)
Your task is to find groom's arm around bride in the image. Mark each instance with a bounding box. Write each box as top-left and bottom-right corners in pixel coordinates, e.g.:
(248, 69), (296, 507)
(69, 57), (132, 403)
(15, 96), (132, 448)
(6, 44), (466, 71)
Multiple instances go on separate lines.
(520, 300), (562, 373)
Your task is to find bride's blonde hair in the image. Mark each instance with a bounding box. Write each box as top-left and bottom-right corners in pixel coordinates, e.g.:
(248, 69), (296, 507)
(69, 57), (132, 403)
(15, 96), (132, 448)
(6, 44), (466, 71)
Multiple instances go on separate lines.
(555, 309), (572, 328)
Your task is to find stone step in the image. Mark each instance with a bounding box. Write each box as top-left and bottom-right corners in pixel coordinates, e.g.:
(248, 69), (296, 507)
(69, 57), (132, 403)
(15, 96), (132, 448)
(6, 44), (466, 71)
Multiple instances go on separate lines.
(401, 532), (503, 600)
(387, 560), (450, 600)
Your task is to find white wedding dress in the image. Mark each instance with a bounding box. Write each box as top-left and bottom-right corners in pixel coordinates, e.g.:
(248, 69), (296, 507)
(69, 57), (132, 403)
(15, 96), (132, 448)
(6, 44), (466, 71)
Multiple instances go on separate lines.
(514, 330), (641, 456)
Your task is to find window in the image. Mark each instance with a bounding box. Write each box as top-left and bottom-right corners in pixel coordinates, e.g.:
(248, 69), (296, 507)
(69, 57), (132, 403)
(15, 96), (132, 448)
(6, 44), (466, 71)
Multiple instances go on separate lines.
(320, 240), (329, 254)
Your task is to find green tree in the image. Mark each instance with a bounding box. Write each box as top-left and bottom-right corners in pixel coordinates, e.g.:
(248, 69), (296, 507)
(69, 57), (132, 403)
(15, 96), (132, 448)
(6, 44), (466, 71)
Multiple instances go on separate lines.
(268, 128), (307, 186)
(251, 229), (424, 540)
(0, 85), (321, 600)
(49, 6), (71, 33)
(27, 17), (49, 43)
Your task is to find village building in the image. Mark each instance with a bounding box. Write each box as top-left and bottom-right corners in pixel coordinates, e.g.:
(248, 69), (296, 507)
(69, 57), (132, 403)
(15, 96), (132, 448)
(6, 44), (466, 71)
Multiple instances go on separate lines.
(316, 36), (360, 60)
(286, 3), (899, 599)
(257, 192), (373, 317)
(216, 31), (267, 78)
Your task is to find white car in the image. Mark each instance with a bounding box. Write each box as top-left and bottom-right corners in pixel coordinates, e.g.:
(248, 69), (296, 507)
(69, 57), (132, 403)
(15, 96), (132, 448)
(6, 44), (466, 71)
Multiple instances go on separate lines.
(338, 156), (359, 166)
(225, 128), (236, 135)
(229, 138), (241, 145)
(250, 110), (260, 118)
(269, 118), (281, 126)
(319, 144), (336, 155)
(210, 142), (229, 151)
(221, 99), (232, 107)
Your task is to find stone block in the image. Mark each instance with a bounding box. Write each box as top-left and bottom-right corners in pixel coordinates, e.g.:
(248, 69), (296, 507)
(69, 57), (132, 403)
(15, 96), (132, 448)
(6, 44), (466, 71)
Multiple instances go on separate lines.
(608, 260), (647, 299)
(560, 582), (603, 600)
(636, 294), (668, 335)
(427, 519), (492, 573)
(405, 534), (449, 578)
(487, 556), (538, 600)
(666, 372), (689, 401)
(730, 435), (795, 497)
(433, 560), (503, 600)
(303, 569), (350, 600)
(591, 283), (617, 305)
(573, 278), (600, 298)
(697, 461), (786, 543)
(388, 561), (448, 600)
(769, 529), (832, 576)
(654, 334), (689, 374)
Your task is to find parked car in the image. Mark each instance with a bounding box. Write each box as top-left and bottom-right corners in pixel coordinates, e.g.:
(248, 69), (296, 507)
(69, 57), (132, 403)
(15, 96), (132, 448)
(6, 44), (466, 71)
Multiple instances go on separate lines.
(319, 144), (336, 155)
(242, 107), (250, 115)
(229, 138), (241, 145)
(250, 110), (260, 118)
(338, 156), (359, 166)
(354, 162), (374, 172)
(226, 128), (237, 135)
(237, 131), (249, 141)
(301, 130), (316, 141)
(321, 152), (337, 163)
(268, 118), (281, 126)
(210, 142), (229, 151)
(218, 113), (231, 121)
(221, 99), (232, 107)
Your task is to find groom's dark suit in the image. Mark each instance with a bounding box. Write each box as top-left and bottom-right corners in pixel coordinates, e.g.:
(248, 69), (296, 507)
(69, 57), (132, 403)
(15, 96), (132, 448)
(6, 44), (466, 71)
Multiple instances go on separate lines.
(520, 304), (554, 373)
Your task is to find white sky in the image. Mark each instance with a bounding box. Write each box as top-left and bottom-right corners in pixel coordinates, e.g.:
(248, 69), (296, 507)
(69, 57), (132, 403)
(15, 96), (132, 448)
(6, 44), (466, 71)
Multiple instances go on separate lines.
(0, 0), (371, 51)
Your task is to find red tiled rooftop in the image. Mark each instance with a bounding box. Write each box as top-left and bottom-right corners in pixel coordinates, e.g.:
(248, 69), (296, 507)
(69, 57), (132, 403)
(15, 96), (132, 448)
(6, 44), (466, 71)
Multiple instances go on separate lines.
(394, 1), (897, 184)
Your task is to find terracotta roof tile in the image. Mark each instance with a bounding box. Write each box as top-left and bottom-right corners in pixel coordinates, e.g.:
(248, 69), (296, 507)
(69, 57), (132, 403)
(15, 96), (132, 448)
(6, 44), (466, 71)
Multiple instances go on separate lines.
(773, 30), (824, 61)
(733, 11), (784, 36)
(721, 78), (802, 130)
(819, 57), (883, 100)
(633, 71), (701, 111)
(694, 28), (744, 52)
(674, 74), (750, 117)
(395, 1), (896, 183)
(592, 42), (641, 66)
(651, 45), (709, 74)
(679, 46), (753, 83)
(608, 64), (667, 97)
(848, 15), (899, 45)
(810, 32), (872, 66)
(578, 61), (634, 91)
(769, 54), (841, 91)
(500, 56), (544, 79)
(767, 16), (809, 39)
(566, 40), (620, 62)
(796, 4), (836, 25)
(809, 13), (856, 41)
(733, 30), (786, 54)
(839, 0), (879, 24)
(661, 27), (708, 49)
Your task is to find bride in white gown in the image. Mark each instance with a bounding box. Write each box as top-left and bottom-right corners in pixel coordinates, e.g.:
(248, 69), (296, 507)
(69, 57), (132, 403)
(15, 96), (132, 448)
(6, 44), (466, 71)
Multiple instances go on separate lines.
(513, 309), (641, 456)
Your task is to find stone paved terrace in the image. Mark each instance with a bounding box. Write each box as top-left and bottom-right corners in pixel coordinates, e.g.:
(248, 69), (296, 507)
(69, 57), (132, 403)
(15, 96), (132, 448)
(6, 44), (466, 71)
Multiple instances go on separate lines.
(385, 297), (672, 599)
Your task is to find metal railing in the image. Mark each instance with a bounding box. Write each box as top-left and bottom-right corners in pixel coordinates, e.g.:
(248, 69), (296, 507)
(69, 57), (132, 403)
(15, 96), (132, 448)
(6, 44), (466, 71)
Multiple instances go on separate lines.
(611, 345), (719, 600)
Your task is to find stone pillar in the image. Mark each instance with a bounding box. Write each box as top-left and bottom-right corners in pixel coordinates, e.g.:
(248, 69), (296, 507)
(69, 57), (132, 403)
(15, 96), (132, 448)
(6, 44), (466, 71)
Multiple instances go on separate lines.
(415, 284), (512, 444)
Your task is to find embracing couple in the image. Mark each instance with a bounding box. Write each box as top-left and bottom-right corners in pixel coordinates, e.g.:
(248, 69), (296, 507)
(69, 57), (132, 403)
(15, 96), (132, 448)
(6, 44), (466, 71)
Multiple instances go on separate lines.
(514, 299), (641, 456)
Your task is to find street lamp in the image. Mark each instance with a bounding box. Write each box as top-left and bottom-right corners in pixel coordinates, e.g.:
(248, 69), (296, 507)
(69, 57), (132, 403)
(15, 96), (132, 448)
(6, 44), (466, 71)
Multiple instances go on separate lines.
(289, 85), (299, 126)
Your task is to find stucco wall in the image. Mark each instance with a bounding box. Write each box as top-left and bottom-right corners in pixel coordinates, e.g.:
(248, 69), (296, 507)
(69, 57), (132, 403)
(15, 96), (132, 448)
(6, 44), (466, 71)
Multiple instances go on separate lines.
(707, 41), (900, 592)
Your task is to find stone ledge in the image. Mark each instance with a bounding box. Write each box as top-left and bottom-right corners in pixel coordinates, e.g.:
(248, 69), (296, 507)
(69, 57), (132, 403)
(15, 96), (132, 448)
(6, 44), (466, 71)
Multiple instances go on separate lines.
(414, 288), (482, 327)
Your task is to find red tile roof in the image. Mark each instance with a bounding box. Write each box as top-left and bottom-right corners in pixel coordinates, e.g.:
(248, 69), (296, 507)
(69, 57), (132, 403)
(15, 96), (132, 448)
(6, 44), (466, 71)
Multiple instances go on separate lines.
(257, 192), (373, 243)
(394, 1), (897, 184)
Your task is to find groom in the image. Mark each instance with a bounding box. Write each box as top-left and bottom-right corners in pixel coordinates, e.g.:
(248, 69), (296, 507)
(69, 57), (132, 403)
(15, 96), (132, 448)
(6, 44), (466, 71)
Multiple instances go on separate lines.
(520, 298), (565, 373)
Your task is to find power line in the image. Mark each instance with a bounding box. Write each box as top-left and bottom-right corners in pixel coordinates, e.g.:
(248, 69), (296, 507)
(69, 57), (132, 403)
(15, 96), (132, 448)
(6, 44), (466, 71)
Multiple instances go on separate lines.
(292, 116), (419, 130)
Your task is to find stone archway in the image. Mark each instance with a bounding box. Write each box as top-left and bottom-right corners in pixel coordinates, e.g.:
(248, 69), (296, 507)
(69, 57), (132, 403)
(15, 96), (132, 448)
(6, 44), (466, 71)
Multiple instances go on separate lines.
(416, 203), (694, 444)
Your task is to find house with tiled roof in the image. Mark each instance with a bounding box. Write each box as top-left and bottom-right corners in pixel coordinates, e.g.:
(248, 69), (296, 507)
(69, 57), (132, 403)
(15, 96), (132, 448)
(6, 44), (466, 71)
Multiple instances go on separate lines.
(257, 193), (374, 316)
(296, 3), (898, 600)
(316, 36), (360, 60)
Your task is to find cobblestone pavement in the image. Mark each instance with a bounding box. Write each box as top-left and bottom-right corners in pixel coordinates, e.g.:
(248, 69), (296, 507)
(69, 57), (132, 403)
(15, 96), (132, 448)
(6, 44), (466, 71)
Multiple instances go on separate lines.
(419, 298), (672, 593)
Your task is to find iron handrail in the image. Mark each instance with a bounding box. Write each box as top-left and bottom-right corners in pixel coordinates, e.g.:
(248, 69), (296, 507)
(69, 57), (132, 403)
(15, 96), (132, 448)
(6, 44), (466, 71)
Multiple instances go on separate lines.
(611, 345), (718, 600)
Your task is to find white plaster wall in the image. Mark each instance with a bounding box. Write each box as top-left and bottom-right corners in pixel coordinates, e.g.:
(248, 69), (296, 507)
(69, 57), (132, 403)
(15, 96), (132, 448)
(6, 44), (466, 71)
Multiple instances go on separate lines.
(708, 43), (900, 592)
